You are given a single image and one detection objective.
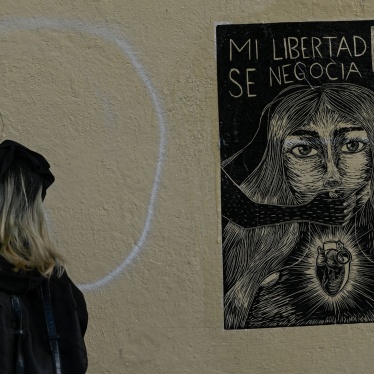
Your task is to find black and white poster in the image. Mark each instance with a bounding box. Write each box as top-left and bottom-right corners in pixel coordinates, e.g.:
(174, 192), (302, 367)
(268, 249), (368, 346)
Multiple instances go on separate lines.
(217, 21), (374, 329)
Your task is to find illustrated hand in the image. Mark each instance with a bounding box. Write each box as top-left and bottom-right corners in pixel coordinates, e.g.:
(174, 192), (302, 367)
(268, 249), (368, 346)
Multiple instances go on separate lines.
(303, 192), (355, 226)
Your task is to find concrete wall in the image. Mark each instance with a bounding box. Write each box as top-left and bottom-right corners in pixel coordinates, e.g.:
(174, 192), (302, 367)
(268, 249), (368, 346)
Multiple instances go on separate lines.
(0, 1), (373, 373)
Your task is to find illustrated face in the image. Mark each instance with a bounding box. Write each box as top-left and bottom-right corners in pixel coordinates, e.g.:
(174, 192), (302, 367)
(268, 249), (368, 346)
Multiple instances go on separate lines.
(283, 116), (372, 203)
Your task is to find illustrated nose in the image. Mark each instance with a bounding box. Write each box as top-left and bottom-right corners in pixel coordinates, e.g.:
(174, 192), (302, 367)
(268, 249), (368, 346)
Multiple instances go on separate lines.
(323, 160), (342, 189)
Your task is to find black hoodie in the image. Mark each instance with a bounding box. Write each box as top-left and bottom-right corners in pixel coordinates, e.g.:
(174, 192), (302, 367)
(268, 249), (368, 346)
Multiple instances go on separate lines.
(0, 257), (88, 373)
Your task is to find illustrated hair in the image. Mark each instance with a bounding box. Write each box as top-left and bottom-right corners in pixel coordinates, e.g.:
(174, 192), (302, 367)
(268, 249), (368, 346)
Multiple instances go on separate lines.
(223, 83), (374, 328)
(0, 160), (64, 277)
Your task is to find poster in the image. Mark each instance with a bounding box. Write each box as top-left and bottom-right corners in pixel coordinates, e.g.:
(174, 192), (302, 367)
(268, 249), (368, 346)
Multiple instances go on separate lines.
(217, 21), (374, 329)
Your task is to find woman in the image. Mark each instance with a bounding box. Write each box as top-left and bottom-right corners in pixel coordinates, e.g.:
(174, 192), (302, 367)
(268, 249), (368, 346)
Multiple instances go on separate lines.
(223, 83), (374, 329)
(0, 140), (88, 373)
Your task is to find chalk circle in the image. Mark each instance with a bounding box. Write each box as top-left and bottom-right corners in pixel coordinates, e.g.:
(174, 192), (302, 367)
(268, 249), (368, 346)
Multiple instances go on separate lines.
(0, 18), (166, 291)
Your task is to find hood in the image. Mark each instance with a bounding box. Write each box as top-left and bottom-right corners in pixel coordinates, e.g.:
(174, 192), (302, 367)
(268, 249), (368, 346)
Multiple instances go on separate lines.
(0, 256), (45, 294)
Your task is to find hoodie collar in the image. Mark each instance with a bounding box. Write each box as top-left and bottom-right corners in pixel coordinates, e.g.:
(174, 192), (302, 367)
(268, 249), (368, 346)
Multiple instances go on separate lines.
(0, 256), (45, 294)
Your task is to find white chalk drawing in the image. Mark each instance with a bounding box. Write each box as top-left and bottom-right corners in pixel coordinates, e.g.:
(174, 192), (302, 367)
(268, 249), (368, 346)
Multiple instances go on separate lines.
(0, 18), (167, 291)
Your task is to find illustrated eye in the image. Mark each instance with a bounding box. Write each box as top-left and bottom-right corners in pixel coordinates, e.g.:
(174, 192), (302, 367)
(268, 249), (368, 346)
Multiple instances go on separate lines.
(290, 145), (318, 157)
(341, 141), (366, 153)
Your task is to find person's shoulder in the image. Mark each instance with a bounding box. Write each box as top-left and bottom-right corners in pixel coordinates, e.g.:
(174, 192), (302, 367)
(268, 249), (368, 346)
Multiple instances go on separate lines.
(53, 268), (86, 301)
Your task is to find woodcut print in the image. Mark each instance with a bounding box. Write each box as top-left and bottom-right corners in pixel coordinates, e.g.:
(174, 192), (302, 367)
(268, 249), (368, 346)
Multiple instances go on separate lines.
(217, 21), (374, 329)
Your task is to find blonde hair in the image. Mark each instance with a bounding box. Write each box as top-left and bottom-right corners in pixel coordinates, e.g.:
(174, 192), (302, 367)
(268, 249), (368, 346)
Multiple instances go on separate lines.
(0, 162), (63, 277)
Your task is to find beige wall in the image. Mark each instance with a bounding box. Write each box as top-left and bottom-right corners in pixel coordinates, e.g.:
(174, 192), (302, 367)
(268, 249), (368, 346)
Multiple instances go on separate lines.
(0, 1), (373, 373)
